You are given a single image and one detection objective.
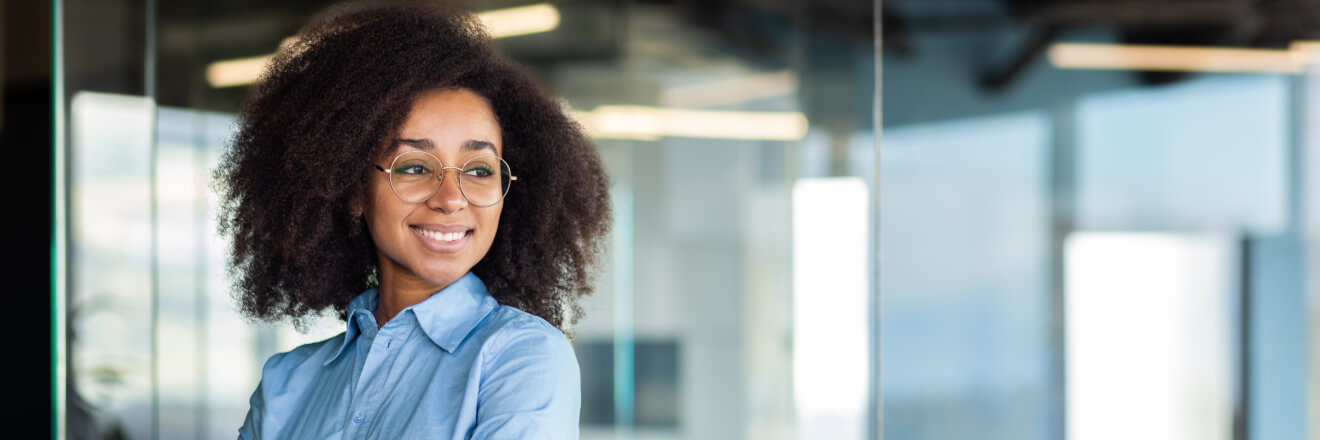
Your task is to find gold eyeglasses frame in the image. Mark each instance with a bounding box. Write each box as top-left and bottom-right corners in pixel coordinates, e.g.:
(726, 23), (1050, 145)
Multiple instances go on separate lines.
(371, 150), (518, 207)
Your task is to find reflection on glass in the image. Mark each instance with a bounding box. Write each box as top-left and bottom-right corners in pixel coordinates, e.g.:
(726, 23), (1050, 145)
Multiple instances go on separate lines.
(70, 92), (156, 439)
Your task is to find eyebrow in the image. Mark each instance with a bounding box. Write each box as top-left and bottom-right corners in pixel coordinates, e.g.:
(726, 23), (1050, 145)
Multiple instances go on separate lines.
(393, 138), (497, 154)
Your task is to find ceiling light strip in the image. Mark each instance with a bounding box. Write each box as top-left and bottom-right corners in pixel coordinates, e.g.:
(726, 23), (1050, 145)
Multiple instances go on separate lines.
(1048, 42), (1301, 74)
(206, 4), (561, 88)
(573, 106), (810, 141)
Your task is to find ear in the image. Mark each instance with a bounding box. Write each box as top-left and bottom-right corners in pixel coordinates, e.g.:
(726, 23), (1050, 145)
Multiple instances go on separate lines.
(349, 194), (365, 218)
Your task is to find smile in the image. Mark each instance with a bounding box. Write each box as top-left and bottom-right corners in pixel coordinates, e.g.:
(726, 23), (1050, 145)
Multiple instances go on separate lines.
(415, 228), (466, 242)
(410, 225), (472, 251)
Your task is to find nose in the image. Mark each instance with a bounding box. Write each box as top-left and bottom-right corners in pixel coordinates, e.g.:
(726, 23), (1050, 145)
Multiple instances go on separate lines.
(426, 167), (467, 213)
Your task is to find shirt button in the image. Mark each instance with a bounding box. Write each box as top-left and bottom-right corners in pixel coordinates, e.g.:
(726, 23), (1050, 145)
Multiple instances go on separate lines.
(353, 412), (365, 424)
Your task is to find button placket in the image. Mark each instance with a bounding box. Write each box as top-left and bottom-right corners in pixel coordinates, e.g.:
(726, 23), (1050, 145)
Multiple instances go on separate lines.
(349, 314), (390, 437)
(350, 319), (409, 436)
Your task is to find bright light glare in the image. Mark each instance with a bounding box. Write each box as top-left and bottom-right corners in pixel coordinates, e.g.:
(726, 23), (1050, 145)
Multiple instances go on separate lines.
(205, 55), (271, 89)
(1065, 233), (1234, 440)
(792, 177), (869, 440)
(205, 4), (561, 88)
(1048, 42), (1300, 74)
(1290, 40), (1320, 66)
(479, 3), (561, 38)
(572, 106), (809, 141)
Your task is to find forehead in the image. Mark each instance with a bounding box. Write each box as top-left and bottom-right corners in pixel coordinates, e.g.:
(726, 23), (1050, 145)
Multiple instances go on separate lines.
(392, 88), (502, 155)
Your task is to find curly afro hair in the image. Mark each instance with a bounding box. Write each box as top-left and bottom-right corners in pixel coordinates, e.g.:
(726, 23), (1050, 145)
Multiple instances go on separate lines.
(215, 0), (611, 330)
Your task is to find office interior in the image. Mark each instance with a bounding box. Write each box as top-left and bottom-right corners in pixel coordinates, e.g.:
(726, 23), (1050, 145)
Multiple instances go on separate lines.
(5, 0), (1313, 438)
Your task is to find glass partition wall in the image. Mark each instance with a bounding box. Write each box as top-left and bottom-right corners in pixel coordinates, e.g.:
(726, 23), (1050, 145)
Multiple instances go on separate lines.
(53, 0), (878, 438)
(880, 1), (1315, 440)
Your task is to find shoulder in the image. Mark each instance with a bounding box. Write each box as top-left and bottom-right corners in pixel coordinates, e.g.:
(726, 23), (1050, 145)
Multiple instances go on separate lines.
(466, 306), (581, 436)
(473, 306), (577, 375)
(479, 306), (572, 350)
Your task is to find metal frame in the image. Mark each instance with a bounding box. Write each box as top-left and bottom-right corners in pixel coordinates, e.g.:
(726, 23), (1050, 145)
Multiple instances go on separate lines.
(371, 151), (518, 207)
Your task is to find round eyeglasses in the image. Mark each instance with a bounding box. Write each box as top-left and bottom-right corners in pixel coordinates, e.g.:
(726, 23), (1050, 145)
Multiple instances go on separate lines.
(371, 151), (517, 207)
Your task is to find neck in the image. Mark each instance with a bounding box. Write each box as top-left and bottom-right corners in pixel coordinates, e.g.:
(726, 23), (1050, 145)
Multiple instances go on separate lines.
(374, 254), (453, 326)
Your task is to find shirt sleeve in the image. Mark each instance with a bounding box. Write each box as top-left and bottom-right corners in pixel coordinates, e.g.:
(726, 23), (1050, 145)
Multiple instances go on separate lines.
(470, 322), (582, 440)
(238, 379), (264, 440)
(239, 349), (292, 440)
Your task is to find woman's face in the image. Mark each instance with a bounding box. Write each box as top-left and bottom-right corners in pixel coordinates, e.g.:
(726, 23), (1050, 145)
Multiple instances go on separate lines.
(365, 88), (505, 290)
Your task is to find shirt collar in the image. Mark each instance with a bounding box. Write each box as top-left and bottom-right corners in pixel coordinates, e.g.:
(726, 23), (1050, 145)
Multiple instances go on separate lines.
(326, 288), (381, 365)
(410, 272), (499, 352)
(325, 272), (498, 365)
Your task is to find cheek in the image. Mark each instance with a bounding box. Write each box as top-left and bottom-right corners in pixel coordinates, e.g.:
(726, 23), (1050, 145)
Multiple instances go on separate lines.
(365, 181), (407, 239)
(476, 208), (503, 246)
(486, 207), (504, 232)
(370, 178), (394, 204)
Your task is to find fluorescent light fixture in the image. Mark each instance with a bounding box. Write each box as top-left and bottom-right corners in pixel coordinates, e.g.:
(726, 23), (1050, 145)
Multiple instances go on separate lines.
(205, 55), (272, 89)
(479, 3), (560, 38)
(206, 37), (299, 88)
(572, 106), (809, 141)
(206, 4), (561, 88)
(660, 70), (798, 108)
(1290, 40), (1320, 66)
(1048, 42), (1301, 74)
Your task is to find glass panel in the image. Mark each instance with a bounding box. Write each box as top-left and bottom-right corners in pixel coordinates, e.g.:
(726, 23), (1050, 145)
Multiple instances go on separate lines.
(68, 91), (155, 439)
(880, 112), (1051, 439)
(1075, 77), (1288, 233)
(882, 1), (1312, 439)
(59, 0), (154, 437)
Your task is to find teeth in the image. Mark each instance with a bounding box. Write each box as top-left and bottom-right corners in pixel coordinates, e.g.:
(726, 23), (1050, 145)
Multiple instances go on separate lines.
(414, 227), (466, 242)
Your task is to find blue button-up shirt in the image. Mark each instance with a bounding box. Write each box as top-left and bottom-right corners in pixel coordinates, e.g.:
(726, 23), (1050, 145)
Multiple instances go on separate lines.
(238, 273), (581, 439)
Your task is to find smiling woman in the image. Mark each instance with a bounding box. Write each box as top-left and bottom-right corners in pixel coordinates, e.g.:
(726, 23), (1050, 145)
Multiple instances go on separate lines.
(213, 1), (612, 438)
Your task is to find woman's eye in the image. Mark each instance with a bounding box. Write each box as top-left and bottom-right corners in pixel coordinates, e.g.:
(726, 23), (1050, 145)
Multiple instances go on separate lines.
(396, 164), (431, 175)
(463, 166), (494, 178)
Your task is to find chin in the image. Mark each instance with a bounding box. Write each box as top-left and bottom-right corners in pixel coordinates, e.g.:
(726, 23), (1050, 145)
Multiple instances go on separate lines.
(413, 263), (470, 287)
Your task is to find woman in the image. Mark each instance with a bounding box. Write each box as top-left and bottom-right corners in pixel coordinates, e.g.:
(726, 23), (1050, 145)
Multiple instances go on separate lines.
(216, 1), (611, 438)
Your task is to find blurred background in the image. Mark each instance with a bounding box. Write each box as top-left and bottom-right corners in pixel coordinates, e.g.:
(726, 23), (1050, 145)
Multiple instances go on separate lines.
(3, 0), (1316, 438)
